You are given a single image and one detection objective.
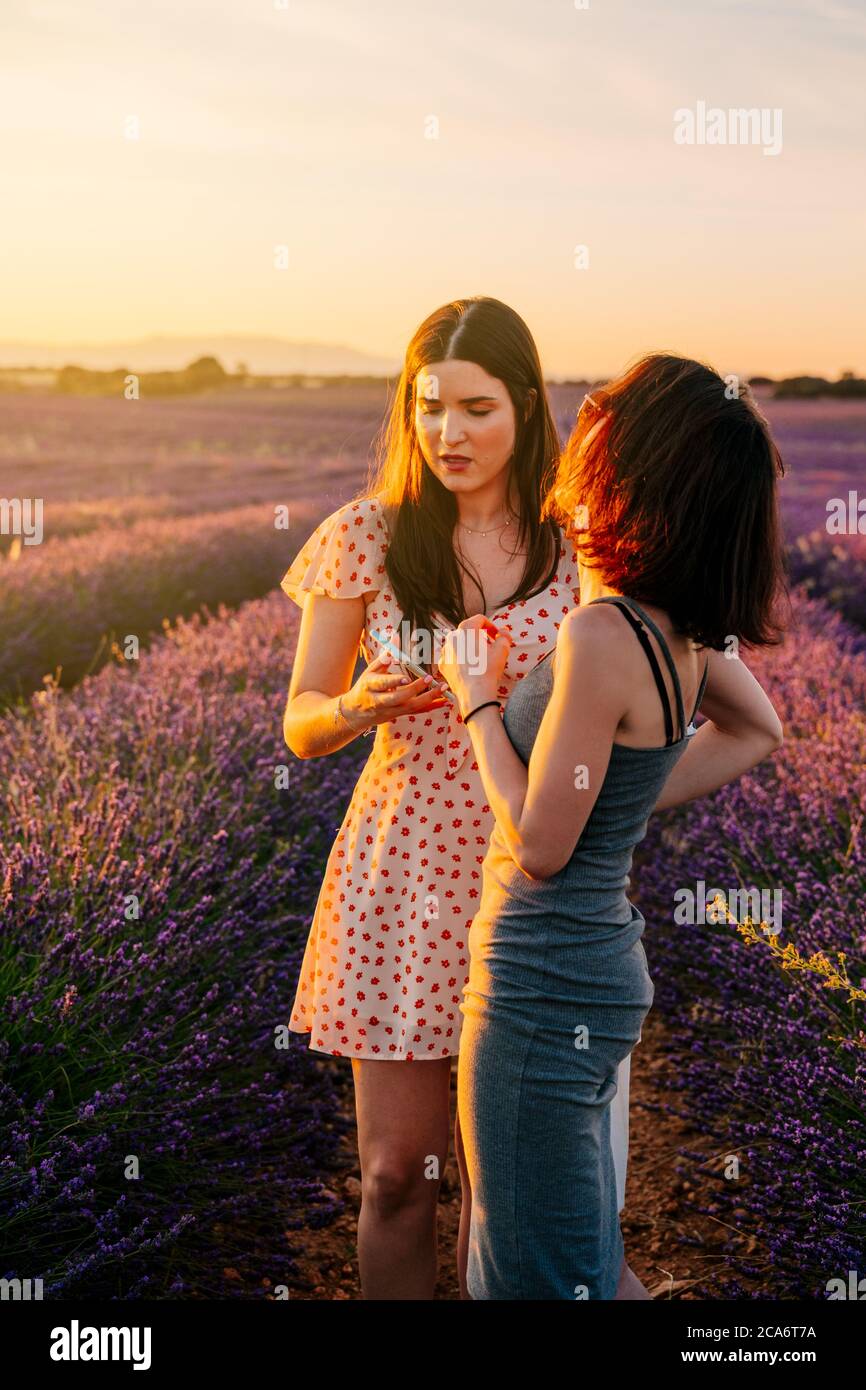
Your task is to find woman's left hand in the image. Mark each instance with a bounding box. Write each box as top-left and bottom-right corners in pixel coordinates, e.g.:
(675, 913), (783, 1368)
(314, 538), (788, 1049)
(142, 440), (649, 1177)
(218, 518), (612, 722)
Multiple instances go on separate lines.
(437, 616), (514, 720)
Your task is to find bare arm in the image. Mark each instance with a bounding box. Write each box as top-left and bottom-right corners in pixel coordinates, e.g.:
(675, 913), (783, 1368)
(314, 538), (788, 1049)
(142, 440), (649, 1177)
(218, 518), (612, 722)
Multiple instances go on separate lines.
(653, 648), (783, 811)
(454, 615), (784, 875)
(455, 608), (626, 880)
(283, 592), (371, 758)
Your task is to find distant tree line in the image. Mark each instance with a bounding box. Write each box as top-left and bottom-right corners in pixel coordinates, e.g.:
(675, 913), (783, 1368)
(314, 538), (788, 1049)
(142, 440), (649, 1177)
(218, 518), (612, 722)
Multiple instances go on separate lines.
(751, 370), (866, 399)
(20, 358), (392, 396)
(53, 355), (231, 396)
(1, 359), (864, 399)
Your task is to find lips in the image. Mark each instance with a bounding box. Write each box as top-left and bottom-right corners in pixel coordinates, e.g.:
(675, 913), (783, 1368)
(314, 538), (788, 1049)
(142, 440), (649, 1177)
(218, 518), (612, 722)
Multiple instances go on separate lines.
(441, 454), (471, 466)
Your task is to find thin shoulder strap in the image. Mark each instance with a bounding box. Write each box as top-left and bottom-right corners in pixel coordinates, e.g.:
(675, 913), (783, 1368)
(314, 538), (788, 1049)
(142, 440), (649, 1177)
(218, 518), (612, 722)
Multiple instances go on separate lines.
(689, 655), (710, 727)
(614, 598), (689, 739)
(589, 596), (683, 745)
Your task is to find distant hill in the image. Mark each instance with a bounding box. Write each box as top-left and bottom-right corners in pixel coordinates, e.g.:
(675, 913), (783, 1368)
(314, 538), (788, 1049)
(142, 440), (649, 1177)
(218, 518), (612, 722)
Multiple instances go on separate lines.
(0, 334), (401, 376)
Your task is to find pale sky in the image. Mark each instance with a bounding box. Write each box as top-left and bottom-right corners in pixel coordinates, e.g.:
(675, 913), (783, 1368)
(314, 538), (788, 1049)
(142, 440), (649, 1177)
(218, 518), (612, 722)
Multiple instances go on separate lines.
(2, 0), (864, 377)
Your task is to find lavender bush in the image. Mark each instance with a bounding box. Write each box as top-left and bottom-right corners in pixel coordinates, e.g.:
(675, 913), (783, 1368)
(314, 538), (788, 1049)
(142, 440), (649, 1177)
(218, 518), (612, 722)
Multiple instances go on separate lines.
(0, 591), (367, 1298)
(634, 590), (866, 1298)
(0, 501), (339, 706)
(785, 530), (866, 635)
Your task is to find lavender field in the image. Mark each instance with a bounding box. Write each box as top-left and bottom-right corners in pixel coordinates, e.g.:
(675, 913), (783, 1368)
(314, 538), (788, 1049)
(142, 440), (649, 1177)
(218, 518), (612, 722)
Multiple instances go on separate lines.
(2, 385), (865, 701)
(1, 383), (864, 1298)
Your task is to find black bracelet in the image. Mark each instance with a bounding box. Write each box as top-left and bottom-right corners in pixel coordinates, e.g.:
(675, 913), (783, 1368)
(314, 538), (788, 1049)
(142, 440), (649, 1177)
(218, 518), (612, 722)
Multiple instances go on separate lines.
(463, 700), (502, 726)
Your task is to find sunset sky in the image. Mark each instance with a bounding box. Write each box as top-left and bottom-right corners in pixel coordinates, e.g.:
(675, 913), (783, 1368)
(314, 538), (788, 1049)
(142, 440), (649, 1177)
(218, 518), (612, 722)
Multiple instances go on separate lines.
(2, 0), (864, 377)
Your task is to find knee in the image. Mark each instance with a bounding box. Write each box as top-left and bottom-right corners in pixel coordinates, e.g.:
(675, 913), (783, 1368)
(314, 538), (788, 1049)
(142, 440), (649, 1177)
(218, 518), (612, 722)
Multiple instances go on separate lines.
(362, 1153), (441, 1220)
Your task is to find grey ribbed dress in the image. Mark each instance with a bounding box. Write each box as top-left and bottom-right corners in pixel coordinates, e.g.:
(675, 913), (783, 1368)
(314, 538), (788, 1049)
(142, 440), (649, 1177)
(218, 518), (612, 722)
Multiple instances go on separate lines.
(459, 595), (709, 1300)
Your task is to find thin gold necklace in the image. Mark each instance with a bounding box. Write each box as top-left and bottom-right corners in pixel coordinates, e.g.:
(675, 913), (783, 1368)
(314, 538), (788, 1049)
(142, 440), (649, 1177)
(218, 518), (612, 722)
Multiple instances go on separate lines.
(456, 514), (515, 538)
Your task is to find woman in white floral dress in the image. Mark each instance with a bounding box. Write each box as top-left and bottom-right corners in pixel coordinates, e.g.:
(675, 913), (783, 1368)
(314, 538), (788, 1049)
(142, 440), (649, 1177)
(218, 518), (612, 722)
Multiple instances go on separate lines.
(282, 297), (636, 1299)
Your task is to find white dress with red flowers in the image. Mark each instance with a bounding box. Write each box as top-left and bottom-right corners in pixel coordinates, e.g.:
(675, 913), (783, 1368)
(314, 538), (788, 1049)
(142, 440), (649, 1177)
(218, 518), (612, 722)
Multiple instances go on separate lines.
(281, 495), (633, 1207)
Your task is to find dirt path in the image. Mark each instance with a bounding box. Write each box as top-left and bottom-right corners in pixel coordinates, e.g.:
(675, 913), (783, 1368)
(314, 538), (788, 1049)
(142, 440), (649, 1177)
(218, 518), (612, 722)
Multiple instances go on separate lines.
(286, 1009), (754, 1300)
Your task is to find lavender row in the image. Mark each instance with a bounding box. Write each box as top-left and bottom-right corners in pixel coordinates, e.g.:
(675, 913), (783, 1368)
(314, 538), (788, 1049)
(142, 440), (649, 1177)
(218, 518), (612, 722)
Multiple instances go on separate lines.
(633, 591), (866, 1298)
(0, 590), (368, 1298)
(785, 530), (866, 636)
(5, 504), (864, 723)
(0, 502), (336, 706)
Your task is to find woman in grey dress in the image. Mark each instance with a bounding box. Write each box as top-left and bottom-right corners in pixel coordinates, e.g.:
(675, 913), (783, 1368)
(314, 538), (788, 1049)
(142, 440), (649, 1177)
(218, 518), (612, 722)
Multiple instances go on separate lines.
(437, 353), (788, 1299)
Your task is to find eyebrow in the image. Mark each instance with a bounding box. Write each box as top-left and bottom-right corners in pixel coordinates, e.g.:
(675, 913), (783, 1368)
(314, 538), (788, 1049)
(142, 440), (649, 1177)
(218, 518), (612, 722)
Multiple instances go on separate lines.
(418, 394), (499, 404)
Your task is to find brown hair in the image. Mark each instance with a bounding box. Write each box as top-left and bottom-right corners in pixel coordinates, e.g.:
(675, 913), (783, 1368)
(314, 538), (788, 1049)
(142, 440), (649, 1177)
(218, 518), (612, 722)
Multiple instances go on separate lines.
(543, 352), (790, 649)
(360, 297), (561, 661)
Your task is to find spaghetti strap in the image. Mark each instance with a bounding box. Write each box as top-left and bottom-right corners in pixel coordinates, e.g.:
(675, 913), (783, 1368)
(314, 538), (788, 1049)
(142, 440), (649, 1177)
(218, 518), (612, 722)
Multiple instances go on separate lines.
(588, 595), (687, 744)
(689, 655), (710, 727)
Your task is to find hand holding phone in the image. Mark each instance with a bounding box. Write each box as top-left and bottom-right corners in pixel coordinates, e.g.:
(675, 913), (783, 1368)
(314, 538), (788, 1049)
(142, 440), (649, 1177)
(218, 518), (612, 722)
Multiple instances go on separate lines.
(368, 629), (457, 704)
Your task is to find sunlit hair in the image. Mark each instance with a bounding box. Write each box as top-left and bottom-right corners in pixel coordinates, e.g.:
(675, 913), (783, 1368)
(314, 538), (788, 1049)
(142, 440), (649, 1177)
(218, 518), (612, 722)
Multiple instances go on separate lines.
(358, 296), (562, 657)
(542, 352), (790, 649)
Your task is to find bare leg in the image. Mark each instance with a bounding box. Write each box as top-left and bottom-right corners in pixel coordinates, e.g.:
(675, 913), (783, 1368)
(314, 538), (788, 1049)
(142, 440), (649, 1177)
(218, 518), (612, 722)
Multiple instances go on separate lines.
(351, 1056), (452, 1300)
(611, 1053), (650, 1299)
(615, 1256), (652, 1300)
(454, 1105), (472, 1299)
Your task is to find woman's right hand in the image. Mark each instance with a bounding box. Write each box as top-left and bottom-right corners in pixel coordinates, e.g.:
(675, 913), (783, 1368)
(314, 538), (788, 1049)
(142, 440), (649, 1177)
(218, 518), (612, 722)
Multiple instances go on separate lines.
(341, 650), (451, 732)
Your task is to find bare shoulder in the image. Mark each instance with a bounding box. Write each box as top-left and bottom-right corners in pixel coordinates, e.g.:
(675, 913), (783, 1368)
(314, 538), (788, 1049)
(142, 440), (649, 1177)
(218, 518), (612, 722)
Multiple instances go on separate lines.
(558, 602), (632, 656)
(550, 605), (632, 731)
(555, 603), (634, 687)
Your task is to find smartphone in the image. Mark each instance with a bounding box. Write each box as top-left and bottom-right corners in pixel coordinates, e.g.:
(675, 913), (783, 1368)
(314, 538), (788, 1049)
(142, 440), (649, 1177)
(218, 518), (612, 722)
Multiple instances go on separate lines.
(367, 628), (456, 704)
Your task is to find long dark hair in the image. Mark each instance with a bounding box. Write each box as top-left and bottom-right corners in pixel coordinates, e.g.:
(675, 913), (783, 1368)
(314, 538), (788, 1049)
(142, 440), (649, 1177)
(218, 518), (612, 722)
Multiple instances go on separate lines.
(360, 297), (561, 660)
(543, 353), (790, 649)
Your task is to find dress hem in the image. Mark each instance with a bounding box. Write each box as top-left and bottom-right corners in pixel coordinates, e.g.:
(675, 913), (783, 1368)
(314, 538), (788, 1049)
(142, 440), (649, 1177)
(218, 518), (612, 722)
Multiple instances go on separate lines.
(288, 1022), (460, 1062)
